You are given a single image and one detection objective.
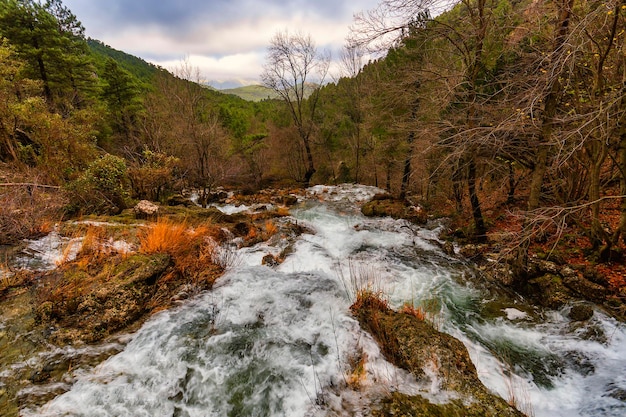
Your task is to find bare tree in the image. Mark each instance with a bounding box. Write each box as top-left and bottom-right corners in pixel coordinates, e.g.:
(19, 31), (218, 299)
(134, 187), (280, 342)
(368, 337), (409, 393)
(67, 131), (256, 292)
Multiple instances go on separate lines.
(261, 30), (330, 187)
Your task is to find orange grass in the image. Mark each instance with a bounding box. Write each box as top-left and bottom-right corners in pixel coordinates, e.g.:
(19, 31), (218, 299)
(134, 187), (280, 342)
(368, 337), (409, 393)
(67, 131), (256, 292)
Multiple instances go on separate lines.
(264, 220), (278, 237)
(139, 219), (188, 255)
(139, 219), (224, 280)
(351, 288), (389, 313)
(400, 302), (426, 320)
(347, 351), (368, 390)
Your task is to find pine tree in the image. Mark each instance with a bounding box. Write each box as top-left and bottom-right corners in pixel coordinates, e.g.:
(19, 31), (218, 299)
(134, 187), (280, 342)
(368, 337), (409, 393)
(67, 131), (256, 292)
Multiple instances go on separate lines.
(0, 0), (96, 110)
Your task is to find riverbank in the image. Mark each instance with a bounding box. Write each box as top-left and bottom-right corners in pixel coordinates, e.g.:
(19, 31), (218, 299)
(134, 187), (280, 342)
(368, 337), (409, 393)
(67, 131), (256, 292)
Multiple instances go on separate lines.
(0, 194), (298, 415)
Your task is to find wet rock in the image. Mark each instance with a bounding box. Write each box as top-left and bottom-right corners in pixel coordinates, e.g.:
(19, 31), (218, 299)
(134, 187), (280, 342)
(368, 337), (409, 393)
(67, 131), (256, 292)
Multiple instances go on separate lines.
(134, 200), (159, 219)
(38, 253), (171, 344)
(560, 265), (579, 279)
(442, 241), (455, 256)
(206, 190), (229, 204)
(536, 259), (560, 275)
(526, 274), (571, 309)
(569, 303), (594, 322)
(606, 383), (626, 401)
(28, 369), (50, 383)
(563, 275), (607, 302)
(459, 244), (488, 260)
(262, 254), (280, 267)
(232, 222), (251, 237)
(361, 198), (427, 224)
(276, 195), (298, 206)
(167, 194), (194, 207)
(352, 300), (524, 417)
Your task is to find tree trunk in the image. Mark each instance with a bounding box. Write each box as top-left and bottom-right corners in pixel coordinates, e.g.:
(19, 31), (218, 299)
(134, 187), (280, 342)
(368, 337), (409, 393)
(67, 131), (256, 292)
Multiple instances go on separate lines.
(400, 132), (414, 199)
(302, 137), (316, 188)
(611, 128), (626, 247)
(588, 143), (608, 250)
(468, 157), (487, 242)
(527, 0), (575, 210)
(528, 145), (549, 210)
(507, 160), (516, 204)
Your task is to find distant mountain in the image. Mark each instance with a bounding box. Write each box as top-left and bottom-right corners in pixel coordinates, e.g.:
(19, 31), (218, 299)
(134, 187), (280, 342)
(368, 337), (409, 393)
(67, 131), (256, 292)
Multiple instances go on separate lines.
(220, 83), (320, 102)
(220, 85), (279, 102)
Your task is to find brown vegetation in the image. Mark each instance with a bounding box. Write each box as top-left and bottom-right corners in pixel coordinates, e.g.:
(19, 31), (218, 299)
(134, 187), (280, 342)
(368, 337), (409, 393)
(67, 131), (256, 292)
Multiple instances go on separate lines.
(0, 167), (66, 244)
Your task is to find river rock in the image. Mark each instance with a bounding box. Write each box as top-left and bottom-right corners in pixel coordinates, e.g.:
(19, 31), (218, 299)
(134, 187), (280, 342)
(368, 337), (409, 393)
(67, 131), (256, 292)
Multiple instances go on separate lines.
(134, 200), (159, 219)
(526, 274), (571, 308)
(361, 197), (427, 224)
(459, 243), (488, 260)
(167, 194), (194, 207)
(273, 194), (298, 206)
(262, 254), (280, 267)
(563, 275), (607, 302)
(352, 298), (524, 416)
(569, 303), (594, 321)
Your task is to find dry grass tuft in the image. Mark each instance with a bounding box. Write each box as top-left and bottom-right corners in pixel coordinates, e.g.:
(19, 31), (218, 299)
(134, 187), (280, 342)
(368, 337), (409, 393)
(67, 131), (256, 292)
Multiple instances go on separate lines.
(346, 350), (368, 390)
(139, 218), (226, 280)
(400, 302), (426, 320)
(264, 220), (278, 237)
(139, 219), (188, 255)
(351, 288), (390, 313)
(276, 206), (290, 216)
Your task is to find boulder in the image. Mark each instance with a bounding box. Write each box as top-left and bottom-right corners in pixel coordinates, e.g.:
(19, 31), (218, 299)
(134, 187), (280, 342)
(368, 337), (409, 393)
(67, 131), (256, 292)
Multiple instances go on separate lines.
(563, 275), (607, 302)
(134, 200), (159, 219)
(206, 190), (229, 204)
(167, 194), (194, 207)
(569, 303), (594, 321)
(352, 298), (524, 417)
(361, 198), (427, 224)
(262, 254), (280, 267)
(277, 195), (298, 206)
(526, 274), (571, 309)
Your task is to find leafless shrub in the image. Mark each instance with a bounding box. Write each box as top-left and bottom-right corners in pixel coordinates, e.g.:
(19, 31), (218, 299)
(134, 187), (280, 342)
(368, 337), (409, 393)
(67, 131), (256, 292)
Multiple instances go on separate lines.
(0, 181), (66, 244)
(202, 239), (241, 270)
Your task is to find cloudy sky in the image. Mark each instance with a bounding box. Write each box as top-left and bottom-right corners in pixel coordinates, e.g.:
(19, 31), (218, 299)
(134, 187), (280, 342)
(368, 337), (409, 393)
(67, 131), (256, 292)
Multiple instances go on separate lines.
(62, 0), (381, 88)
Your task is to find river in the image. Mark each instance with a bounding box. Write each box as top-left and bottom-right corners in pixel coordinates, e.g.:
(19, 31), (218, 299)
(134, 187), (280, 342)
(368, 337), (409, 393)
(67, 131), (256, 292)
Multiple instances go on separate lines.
(17, 184), (626, 416)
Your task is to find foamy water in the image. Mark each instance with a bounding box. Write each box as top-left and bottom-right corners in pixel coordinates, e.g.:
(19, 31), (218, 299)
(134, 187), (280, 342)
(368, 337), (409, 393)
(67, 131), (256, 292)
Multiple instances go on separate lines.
(22, 185), (626, 416)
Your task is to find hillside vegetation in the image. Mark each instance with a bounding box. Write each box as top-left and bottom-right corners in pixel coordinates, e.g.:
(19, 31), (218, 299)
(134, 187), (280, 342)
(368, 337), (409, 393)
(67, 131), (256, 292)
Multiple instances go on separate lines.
(221, 85), (279, 102)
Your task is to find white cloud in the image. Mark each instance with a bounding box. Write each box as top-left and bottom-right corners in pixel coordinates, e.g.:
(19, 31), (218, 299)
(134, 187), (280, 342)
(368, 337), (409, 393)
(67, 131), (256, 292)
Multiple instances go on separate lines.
(156, 53), (265, 86)
(64, 0), (381, 86)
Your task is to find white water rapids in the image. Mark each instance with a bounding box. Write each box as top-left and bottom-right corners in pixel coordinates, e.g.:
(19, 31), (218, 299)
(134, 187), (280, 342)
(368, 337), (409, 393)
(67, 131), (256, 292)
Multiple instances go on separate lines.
(20, 185), (626, 416)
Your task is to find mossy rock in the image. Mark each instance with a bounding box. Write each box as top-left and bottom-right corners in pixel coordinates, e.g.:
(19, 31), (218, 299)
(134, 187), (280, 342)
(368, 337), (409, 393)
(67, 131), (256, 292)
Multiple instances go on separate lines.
(373, 391), (523, 417)
(352, 302), (523, 416)
(111, 253), (171, 286)
(361, 199), (427, 224)
(38, 253), (171, 343)
(562, 275), (607, 302)
(524, 274), (571, 309)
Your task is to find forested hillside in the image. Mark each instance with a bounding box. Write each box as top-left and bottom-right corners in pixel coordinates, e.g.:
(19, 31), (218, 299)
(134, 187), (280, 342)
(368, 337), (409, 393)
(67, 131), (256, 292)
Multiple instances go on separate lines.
(1, 0), (626, 299)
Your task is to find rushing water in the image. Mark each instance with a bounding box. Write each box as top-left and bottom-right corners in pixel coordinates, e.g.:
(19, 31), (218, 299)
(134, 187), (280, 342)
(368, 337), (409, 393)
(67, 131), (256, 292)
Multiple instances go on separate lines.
(20, 185), (626, 416)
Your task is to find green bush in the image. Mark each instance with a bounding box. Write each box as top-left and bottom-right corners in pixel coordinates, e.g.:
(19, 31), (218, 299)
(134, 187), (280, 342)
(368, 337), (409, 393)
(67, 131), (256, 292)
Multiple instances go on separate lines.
(66, 154), (131, 214)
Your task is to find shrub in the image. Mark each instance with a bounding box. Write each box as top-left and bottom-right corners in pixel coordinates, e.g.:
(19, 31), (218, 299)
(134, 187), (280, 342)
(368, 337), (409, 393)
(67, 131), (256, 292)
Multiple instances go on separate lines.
(0, 165), (66, 243)
(127, 150), (181, 202)
(66, 154), (131, 214)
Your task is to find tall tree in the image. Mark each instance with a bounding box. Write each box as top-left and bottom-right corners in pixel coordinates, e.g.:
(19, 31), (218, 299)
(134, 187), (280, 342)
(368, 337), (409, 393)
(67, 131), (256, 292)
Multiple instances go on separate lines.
(101, 58), (143, 145)
(261, 30), (330, 187)
(0, 0), (95, 109)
